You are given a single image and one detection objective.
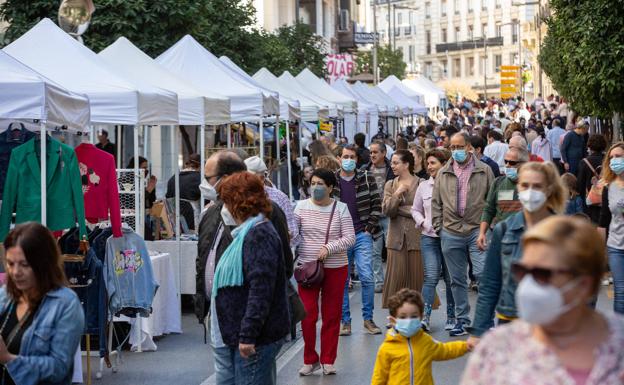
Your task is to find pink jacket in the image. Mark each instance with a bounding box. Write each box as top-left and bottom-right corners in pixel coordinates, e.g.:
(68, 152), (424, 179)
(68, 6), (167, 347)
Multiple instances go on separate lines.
(74, 143), (122, 237)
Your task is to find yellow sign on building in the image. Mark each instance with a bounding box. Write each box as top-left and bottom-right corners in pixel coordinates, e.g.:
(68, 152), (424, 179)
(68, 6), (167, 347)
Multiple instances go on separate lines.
(499, 65), (520, 98)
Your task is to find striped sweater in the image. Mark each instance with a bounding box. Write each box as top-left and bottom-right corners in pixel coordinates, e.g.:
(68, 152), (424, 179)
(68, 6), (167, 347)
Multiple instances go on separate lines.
(332, 170), (383, 239)
(294, 199), (355, 268)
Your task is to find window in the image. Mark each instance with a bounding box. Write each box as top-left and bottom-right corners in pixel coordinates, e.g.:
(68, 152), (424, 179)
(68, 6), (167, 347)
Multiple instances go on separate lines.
(481, 0), (487, 10)
(425, 2), (431, 18)
(409, 45), (415, 62)
(482, 23), (488, 37)
(409, 11), (414, 25)
(468, 0), (474, 12)
(512, 20), (518, 43)
(480, 55), (486, 74)
(453, 58), (461, 77)
(454, 26), (460, 42)
(426, 30), (432, 54)
(467, 57), (475, 76)
(510, 52), (517, 65)
(425, 62), (433, 78)
(495, 23), (502, 37)
(397, 12), (402, 25)
(442, 59), (448, 77)
(441, 0), (447, 16)
(454, 0), (460, 14)
(442, 28), (447, 43)
(468, 25), (474, 40)
(495, 0), (501, 8)
(495, 54), (502, 72)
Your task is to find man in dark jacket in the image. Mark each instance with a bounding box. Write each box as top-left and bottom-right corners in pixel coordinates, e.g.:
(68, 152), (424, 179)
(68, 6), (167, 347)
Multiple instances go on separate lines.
(195, 151), (293, 326)
(561, 120), (589, 175)
(361, 140), (396, 293)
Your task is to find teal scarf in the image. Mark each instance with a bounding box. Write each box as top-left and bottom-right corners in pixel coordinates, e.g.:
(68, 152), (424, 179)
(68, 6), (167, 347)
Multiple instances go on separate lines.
(212, 214), (263, 297)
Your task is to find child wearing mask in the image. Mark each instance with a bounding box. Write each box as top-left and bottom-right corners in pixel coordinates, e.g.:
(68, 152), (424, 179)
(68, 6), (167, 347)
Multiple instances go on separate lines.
(561, 173), (584, 215)
(371, 289), (469, 385)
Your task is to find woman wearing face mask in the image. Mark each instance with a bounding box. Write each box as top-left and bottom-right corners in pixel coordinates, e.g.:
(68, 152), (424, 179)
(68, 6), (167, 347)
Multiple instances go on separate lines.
(599, 141), (624, 314)
(467, 161), (566, 349)
(462, 216), (624, 385)
(294, 168), (355, 376)
(411, 149), (456, 331)
(381, 150), (424, 309)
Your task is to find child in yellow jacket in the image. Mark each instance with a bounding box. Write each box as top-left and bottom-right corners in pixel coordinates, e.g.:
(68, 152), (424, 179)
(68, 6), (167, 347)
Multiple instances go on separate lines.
(371, 288), (470, 385)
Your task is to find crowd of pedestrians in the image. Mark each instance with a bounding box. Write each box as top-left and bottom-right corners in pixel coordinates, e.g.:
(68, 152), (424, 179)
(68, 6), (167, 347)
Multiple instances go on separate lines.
(190, 94), (624, 385)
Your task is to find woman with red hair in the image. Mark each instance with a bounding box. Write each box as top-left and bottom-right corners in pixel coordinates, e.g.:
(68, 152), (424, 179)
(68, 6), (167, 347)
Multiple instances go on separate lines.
(209, 172), (290, 385)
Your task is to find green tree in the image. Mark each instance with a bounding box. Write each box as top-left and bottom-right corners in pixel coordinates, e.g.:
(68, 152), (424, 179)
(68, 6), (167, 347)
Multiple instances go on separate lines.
(274, 22), (327, 77)
(539, 0), (624, 118)
(354, 45), (406, 80)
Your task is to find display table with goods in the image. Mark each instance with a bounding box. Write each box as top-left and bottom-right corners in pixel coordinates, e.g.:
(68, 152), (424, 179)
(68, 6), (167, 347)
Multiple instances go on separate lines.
(145, 239), (197, 295)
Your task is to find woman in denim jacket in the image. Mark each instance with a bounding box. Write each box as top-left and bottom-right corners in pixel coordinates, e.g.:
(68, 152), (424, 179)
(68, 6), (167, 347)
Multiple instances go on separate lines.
(467, 162), (566, 347)
(0, 222), (84, 385)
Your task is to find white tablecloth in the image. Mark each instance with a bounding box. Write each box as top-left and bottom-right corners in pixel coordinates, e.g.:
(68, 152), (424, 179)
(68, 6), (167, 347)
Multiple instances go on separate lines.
(117, 252), (182, 351)
(145, 240), (197, 295)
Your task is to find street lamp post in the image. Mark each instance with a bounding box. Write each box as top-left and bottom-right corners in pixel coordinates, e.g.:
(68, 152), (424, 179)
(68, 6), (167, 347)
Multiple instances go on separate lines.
(512, 0), (543, 97)
(373, 0), (378, 84)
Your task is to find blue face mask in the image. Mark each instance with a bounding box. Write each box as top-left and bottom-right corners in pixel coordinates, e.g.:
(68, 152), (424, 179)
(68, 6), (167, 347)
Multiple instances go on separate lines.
(341, 158), (357, 172)
(312, 185), (327, 201)
(610, 158), (624, 175)
(394, 318), (422, 338)
(452, 149), (467, 163)
(505, 167), (518, 181)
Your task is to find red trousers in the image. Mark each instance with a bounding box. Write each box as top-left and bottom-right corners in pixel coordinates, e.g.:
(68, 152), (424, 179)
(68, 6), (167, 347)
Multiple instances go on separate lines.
(298, 266), (348, 365)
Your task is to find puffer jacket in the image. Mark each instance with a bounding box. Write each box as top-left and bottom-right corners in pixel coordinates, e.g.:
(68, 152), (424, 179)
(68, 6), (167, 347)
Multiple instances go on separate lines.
(371, 328), (467, 385)
(431, 155), (494, 236)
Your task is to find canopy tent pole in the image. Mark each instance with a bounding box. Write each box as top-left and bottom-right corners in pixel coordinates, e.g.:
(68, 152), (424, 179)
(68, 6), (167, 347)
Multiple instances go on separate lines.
(143, 126), (149, 159)
(116, 126), (122, 169)
(172, 126), (181, 312)
(275, 114), (281, 190)
(259, 117), (264, 159)
(226, 124), (232, 148)
(40, 121), (46, 225)
(298, 118), (304, 164)
(285, 118), (293, 201)
(200, 125), (205, 204)
(133, 126), (141, 237)
(90, 125), (95, 143)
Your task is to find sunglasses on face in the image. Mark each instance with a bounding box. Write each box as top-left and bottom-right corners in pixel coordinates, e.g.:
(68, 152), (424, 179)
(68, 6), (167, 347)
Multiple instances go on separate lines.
(511, 262), (574, 285)
(504, 160), (521, 166)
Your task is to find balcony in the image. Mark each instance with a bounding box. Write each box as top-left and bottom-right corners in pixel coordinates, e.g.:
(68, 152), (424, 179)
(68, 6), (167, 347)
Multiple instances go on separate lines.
(436, 36), (504, 53)
(394, 28), (401, 36)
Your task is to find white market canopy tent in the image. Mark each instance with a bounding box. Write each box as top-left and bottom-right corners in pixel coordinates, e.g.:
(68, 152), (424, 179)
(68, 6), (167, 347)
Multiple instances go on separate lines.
(379, 75), (425, 106)
(99, 37), (230, 125)
(4, 18), (178, 125)
(296, 68), (357, 114)
(402, 77), (446, 109)
(157, 35), (268, 122)
(279, 71), (340, 118)
(0, 50), (90, 129)
(218, 56), (296, 121)
(387, 86), (428, 115)
(253, 68), (328, 122)
(331, 79), (376, 116)
(351, 81), (397, 117)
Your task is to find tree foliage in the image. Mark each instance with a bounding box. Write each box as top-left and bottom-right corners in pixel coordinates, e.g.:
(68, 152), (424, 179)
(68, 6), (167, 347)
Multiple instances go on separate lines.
(0, 1), (326, 77)
(354, 45), (406, 80)
(538, 0), (624, 117)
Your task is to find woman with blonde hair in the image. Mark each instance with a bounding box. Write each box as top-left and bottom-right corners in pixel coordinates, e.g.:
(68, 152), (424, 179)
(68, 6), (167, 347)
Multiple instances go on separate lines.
(463, 216), (624, 384)
(408, 143), (428, 179)
(468, 161), (566, 346)
(315, 155), (341, 172)
(599, 141), (624, 314)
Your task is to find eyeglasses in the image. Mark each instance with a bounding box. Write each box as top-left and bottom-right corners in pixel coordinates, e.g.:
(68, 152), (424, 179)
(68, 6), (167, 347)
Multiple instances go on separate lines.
(205, 174), (219, 183)
(449, 145), (466, 151)
(511, 262), (574, 285)
(504, 160), (521, 166)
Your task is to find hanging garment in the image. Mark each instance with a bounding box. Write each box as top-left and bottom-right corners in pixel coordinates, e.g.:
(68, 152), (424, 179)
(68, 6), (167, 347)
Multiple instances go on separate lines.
(0, 123), (36, 197)
(104, 225), (158, 317)
(0, 136), (87, 241)
(75, 143), (122, 237)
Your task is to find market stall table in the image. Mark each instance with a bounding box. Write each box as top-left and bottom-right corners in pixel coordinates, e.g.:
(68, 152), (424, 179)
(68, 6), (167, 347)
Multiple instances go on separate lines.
(145, 240), (197, 295)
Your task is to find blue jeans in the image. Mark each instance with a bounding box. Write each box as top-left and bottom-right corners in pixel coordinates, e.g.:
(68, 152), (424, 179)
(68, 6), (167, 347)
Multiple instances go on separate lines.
(440, 229), (486, 324)
(213, 340), (283, 385)
(342, 232), (375, 324)
(372, 217), (389, 287)
(421, 235), (455, 319)
(608, 246), (624, 314)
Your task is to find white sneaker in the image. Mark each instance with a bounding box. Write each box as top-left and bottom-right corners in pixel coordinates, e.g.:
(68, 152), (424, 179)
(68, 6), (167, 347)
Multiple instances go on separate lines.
(299, 362), (320, 376)
(322, 364), (337, 375)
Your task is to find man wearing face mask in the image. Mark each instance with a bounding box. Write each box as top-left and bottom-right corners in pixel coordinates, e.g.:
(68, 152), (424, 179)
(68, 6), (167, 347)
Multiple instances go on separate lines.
(195, 151), (295, 357)
(334, 145), (383, 336)
(476, 147), (528, 251)
(432, 133), (494, 336)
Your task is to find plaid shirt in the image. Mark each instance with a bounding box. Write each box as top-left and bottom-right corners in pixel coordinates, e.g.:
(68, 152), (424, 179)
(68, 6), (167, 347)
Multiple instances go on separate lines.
(452, 155), (475, 217)
(265, 186), (300, 247)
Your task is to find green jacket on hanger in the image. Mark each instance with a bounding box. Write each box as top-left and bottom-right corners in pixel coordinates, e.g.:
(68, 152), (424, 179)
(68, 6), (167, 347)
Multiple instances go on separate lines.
(0, 136), (87, 241)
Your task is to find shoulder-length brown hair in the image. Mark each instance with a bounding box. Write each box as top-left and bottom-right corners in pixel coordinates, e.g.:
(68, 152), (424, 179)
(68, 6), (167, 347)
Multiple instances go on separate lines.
(217, 172), (272, 221)
(3, 222), (67, 307)
(602, 141), (624, 184)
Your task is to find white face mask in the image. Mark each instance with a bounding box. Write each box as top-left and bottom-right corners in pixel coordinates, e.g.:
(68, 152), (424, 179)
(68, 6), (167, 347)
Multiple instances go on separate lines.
(199, 178), (219, 201)
(518, 188), (547, 212)
(516, 275), (581, 325)
(220, 205), (237, 226)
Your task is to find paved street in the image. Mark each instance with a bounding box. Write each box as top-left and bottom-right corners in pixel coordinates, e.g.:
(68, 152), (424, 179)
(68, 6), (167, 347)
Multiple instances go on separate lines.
(87, 282), (613, 385)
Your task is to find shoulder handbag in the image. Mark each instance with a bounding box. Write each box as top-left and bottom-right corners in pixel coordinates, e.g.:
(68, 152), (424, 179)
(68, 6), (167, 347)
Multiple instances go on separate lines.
(583, 158), (604, 206)
(294, 201), (337, 288)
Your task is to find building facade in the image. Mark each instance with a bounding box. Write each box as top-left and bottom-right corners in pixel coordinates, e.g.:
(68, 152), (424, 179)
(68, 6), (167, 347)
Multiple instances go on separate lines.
(373, 0), (545, 98)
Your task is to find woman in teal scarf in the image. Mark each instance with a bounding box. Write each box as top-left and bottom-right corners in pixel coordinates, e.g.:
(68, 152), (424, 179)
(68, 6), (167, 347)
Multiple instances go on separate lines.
(210, 172), (291, 385)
